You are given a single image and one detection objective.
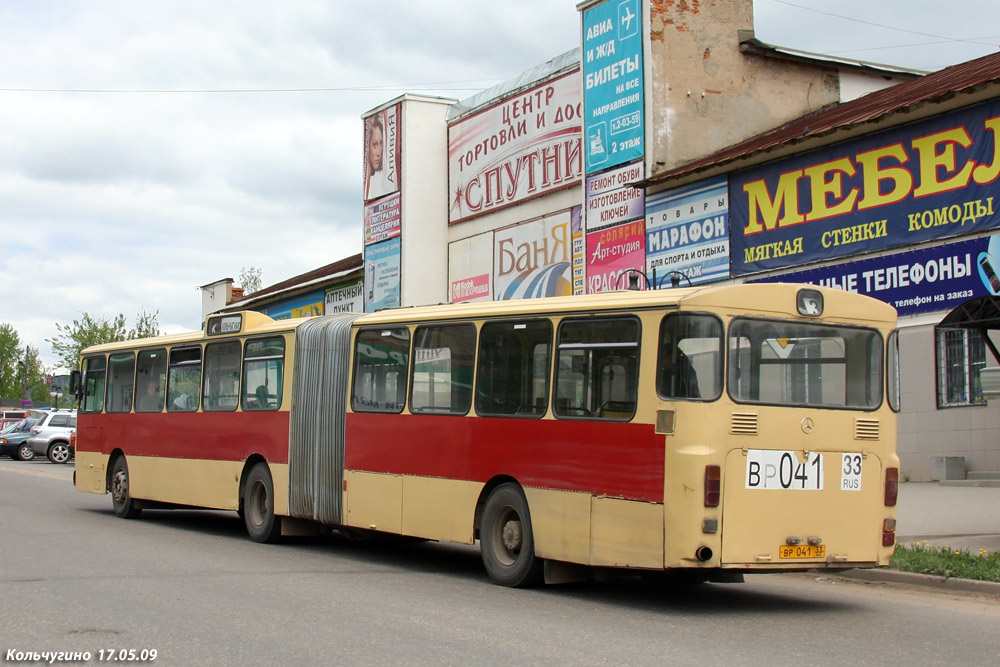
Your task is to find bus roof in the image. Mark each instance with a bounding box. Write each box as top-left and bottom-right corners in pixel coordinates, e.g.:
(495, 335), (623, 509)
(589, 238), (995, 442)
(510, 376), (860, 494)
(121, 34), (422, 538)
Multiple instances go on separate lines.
(79, 283), (896, 359)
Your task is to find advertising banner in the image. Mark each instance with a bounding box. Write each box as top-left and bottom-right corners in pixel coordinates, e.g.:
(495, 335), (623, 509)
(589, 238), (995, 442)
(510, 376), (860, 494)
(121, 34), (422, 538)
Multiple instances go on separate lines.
(582, 0), (643, 173)
(448, 71), (582, 224)
(364, 193), (401, 246)
(586, 160), (644, 231)
(449, 232), (494, 303)
(645, 176), (730, 286)
(731, 98), (1000, 275)
(586, 219), (646, 293)
(325, 281), (364, 314)
(494, 208), (584, 300)
(750, 235), (1000, 316)
(364, 237), (401, 312)
(363, 104), (401, 202)
(265, 290), (325, 320)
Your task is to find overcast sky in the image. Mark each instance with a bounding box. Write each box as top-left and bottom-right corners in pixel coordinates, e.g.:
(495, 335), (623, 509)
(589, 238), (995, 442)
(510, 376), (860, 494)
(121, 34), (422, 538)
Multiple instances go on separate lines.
(1, 0), (997, 371)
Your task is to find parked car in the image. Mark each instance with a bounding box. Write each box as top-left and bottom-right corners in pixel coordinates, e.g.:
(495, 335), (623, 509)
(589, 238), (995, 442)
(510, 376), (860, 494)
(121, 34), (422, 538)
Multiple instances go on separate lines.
(27, 409), (77, 464)
(0, 424), (35, 461)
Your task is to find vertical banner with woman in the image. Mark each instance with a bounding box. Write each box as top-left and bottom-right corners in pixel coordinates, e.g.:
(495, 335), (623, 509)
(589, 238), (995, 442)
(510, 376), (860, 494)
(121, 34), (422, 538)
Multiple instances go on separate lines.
(363, 104), (402, 202)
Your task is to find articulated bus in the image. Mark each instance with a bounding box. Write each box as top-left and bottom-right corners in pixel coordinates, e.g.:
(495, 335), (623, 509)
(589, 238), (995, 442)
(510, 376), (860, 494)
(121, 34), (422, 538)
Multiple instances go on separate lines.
(71, 283), (900, 587)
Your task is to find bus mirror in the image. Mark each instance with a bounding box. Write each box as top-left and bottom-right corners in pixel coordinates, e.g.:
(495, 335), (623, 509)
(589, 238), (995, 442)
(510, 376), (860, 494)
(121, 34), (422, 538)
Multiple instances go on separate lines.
(69, 371), (81, 397)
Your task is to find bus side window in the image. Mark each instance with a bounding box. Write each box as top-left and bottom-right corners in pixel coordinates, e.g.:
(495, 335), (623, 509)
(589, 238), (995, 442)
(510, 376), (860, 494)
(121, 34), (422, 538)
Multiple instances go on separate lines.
(554, 317), (639, 420)
(135, 349), (166, 413)
(411, 324), (476, 415)
(242, 337), (284, 411)
(476, 320), (552, 417)
(106, 352), (136, 413)
(658, 314), (723, 401)
(203, 341), (241, 411)
(352, 328), (410, 413)
(167, 347), (202, 412)
(81, 356), (107, 413)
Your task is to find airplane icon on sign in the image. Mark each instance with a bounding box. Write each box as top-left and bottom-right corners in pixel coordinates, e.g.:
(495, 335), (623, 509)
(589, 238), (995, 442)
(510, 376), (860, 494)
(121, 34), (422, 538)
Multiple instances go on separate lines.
(620, 5), (635, 31)
(618, 1), (638, 38)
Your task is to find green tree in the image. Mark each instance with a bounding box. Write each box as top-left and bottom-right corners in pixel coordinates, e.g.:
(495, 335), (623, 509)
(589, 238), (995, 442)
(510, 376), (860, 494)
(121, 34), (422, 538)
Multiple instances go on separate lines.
(47, 309), (160, 371)
(0, 324), (22, 399)
(238, 266), (263, 295)
(0, 327), (49, 402)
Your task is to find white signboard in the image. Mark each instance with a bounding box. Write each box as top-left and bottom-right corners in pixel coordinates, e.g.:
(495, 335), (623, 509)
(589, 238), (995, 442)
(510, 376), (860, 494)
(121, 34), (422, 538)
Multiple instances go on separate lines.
(448, 71), (582, 224)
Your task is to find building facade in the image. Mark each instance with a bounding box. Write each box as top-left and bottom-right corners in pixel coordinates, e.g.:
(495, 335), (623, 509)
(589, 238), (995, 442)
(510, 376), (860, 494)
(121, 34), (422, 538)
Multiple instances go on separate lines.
(205, 0), (1000, 480)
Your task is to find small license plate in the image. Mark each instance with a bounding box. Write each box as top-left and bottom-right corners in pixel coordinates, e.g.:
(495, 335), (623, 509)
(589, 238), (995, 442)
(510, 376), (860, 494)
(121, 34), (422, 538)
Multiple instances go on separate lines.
(778, 545), (826, 559)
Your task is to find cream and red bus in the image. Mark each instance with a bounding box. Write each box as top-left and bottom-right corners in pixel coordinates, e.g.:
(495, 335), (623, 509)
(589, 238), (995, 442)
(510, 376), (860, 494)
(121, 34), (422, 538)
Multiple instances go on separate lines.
(71, 283), (899, 587)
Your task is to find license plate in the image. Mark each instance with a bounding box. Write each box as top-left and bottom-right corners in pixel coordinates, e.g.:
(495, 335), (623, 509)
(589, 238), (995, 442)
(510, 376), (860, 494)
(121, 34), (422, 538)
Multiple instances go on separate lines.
(779, 545), (826, 559)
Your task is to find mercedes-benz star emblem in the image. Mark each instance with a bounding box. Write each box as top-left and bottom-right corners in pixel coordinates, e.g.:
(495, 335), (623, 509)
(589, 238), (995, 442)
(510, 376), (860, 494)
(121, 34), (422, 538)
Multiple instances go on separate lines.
(801, 417), (815, 434)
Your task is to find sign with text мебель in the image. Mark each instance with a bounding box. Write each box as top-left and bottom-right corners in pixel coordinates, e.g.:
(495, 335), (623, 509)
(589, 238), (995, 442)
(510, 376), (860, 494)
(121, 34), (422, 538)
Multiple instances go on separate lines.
(730, 98), (1000, 276)
(583, 0), (643, 174)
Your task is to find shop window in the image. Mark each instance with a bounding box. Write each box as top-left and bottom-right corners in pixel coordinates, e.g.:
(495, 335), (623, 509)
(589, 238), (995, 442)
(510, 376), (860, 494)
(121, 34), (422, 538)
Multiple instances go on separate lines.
(936, 327), (986, 407)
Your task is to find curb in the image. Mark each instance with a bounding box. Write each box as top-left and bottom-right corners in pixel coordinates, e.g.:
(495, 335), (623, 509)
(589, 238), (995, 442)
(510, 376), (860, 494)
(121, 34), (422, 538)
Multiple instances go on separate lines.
(832, 567), (1000, 595)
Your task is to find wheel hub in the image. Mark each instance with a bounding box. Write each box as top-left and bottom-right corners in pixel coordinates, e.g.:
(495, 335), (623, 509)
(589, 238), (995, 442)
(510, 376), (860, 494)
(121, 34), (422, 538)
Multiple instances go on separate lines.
(111, 470), (127, 503)
(501, 519), (522, 552)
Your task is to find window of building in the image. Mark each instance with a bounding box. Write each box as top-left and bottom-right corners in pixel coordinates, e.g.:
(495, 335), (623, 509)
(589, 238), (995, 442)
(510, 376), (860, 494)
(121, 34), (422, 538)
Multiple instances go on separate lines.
(476, 320), (551, 417)
(936, 327), (986, 407)
(135, 349), (167, 413)
(81, 356), (106, 413)
(352, 327), (410, 413)
(243, 337), (284, 411)
(410, 324), (475, 415)
(106, 352), (136, 413)
(554, 317), (639, 420)
(167, 347), (202, 412)
(203, 341), (241, 411)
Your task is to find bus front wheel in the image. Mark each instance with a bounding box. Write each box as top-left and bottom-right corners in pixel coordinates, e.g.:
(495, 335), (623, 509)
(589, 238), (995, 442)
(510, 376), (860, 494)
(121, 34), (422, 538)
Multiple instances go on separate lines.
(243, 463), (281, 543)
(480, 483), (543, 587)
(110, 456), (142, 519)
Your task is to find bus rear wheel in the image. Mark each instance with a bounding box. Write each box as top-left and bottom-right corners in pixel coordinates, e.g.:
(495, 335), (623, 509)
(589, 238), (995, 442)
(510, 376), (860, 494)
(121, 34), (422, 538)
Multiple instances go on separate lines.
(110, 456), (142, 519)
(243, 463), (281, 543)
(480, 483), (543, 587)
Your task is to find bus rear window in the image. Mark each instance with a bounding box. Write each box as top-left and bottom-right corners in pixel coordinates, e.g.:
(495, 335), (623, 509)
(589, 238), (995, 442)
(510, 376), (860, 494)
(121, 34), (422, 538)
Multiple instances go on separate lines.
(728, 318), (883, 409)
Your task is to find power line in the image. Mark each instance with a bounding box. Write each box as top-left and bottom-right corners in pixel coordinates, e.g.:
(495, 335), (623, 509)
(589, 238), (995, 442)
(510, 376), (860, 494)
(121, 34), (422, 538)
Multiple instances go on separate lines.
(772, 0), (999, 47)
(0, 79), (500, 95)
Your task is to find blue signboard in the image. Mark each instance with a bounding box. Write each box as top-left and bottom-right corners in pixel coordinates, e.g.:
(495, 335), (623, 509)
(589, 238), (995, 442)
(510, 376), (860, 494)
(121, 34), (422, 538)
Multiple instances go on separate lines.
(731, 98), (1000, 275)
(645, 176), (730, 286)
(264, 289), (325, 320)
(749, 234), (1000, 316)
(583, 0), (644, 174)
(365, 237), (401, 312)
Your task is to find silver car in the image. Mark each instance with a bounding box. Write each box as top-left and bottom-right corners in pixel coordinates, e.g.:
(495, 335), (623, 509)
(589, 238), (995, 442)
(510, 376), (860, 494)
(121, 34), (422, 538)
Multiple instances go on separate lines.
(27, 409), (77, 464)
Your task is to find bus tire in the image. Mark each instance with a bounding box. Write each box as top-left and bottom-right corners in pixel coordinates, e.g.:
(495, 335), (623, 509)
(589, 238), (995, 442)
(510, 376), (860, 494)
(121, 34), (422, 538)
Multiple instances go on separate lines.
(480, 483), (543, 587)
(110, 456), (142, 519)
(243, 463), (281, 543)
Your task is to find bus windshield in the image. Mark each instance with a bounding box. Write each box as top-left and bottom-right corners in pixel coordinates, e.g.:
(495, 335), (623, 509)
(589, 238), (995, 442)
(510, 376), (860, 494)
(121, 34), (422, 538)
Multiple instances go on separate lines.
(728, 318), (883, 409)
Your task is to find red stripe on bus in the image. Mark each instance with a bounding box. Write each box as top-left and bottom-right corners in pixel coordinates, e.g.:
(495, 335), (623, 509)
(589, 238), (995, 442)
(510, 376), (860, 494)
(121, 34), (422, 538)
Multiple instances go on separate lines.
(345, 413), (665, 503)
(76, 412), (290, 463)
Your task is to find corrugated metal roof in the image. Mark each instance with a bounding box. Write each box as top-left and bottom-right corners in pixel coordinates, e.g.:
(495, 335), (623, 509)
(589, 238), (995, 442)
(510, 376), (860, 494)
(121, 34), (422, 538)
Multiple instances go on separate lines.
(638, 50), (1000, 188)
(224, 253), (363, 310)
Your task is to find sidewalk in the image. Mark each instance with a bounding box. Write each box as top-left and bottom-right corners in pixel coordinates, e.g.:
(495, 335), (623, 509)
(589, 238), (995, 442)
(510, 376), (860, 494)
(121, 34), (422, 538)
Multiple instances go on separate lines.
(837, 482), (1000, 594)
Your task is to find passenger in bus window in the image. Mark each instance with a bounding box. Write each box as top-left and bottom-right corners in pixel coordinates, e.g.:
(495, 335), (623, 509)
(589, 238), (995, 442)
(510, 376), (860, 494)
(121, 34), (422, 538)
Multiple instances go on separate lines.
(660, 343), (700, 399)
(138, 381), (162, 412)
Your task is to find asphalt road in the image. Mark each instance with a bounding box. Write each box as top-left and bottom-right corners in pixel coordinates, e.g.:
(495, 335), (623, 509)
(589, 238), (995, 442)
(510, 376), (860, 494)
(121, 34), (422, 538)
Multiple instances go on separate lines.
(2, 458), (998, 666)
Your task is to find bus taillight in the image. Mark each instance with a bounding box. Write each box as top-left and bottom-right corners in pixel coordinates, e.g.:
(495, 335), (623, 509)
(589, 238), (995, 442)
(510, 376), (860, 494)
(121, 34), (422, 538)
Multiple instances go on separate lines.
(884, 467), (898, 506)
(704, 465), (720, 507)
